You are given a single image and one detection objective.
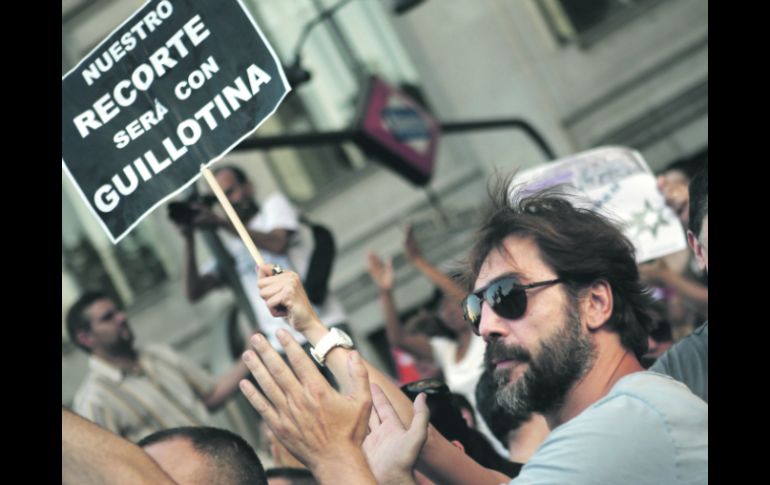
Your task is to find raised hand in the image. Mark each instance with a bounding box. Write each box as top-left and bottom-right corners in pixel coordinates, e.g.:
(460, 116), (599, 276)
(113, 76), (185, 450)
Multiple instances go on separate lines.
(256, 264), (321, 334)
(367, 252), (394, 291)
(363, 384), (430, 485)
(403, 224), (423, 262)
(240, 330), (376, 483)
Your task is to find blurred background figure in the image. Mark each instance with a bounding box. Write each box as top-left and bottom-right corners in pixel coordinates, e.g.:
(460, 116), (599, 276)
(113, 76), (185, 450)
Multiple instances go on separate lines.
(366, 226), (484, 404)
(175, 165), (347, 353)
(66, 291), (249, 442)
(651, 166), (708, 402)
(640, 152), (708, 341)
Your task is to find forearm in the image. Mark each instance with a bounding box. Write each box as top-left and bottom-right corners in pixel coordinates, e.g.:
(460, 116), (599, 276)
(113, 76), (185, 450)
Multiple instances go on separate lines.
(418, 427), (511, 485)
(222, 224), (289, 254)
(63, 409), (177, 485)
(378, 472), (418, 485)
(183, 236), (206, 301)
(312, 449), (378, 485)
(205, 360), (250, 411)
(379, 291), (433, 359)
(411, 257), (466, 304)
(380, 289), (405, 345)
(250, 229), (289, 253)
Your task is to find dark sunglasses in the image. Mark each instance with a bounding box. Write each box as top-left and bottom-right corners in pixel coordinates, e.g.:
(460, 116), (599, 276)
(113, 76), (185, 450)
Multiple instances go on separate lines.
(462, 276), (562, 334)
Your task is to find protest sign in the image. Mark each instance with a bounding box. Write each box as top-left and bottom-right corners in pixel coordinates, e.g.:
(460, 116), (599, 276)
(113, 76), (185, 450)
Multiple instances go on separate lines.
(62, 0), (290, 243)
(512, 146), (687, 262)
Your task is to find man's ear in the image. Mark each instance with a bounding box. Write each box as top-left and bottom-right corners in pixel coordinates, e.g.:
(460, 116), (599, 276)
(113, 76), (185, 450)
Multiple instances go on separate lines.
(687, 230), (707, 271)
(582, 280), (613, 331)
(76, 330), (94, 350)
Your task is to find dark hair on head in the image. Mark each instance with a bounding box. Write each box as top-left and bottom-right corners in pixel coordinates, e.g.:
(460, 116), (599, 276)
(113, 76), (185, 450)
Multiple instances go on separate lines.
(265, 467), (317, 484)
(66, 291), (110, 353)
(688, 166), (708, 237)
(138, 427), (267, 485)
(449, 392), (476, 428)
(464, 175), (655, 359)
(213, 165), (249, 185)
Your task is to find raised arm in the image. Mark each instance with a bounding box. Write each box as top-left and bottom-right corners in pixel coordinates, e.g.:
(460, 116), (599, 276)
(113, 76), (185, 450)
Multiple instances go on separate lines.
(404, 225), (466, 304)
(255, 265), (511, 485)
(179, 223), (223, 302)
(63, 407), (177, 485)
(367, 252), (434, 360)
(239, 331), (376, 485)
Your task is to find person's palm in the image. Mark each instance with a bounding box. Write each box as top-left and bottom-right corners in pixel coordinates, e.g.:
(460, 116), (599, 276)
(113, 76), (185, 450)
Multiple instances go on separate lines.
(403, 224), (423, 261)
(363, 385), (429, 484)
(367, 252), (394, 290)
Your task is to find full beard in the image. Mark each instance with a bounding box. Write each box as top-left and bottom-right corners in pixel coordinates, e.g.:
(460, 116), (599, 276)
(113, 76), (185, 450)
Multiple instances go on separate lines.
(235, 198), (259, 222)
(108, 328), (135, 356)
(484, 307), (596, 418)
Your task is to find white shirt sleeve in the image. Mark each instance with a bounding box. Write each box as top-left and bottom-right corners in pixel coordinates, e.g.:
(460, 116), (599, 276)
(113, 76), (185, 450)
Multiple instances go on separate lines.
(255, 193), (299, 232)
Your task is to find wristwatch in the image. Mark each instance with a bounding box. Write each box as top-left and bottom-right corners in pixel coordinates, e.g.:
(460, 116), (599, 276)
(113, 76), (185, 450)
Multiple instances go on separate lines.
(310, 328), (354, 366)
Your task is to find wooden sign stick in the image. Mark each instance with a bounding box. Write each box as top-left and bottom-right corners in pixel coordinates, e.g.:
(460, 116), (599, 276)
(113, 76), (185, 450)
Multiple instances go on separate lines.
(200, 165), (265, 266)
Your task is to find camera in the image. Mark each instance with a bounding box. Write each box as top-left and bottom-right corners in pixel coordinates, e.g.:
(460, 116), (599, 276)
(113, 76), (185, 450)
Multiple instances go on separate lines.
(167, 194), (217, 225)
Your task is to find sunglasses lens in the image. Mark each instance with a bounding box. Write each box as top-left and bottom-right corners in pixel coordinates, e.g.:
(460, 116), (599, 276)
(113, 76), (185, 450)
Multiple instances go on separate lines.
(488, 278), (527, 320)
(463, 295), (482, 329)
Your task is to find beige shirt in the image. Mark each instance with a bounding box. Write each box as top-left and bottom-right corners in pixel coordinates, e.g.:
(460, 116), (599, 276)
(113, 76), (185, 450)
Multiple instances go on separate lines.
(73, 344), (215, 442)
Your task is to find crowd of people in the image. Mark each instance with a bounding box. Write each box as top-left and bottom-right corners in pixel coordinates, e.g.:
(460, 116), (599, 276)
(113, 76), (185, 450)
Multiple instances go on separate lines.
(63, 159), (708, 484)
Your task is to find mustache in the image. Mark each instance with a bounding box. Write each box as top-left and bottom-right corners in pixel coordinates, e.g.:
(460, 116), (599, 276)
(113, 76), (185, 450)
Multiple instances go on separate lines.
(484, 339), (532, 370)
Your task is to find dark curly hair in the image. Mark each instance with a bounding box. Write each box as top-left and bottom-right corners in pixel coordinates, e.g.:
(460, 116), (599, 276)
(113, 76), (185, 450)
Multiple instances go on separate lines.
(464, 176), (655, 359)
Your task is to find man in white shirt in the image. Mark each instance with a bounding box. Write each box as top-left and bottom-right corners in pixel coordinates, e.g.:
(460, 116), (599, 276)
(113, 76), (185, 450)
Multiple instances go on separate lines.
(178, 165), (346, 351)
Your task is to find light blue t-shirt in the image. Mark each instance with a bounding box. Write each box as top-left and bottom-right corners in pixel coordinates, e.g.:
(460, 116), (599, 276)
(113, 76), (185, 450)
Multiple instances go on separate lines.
(511, 372), (707, 484)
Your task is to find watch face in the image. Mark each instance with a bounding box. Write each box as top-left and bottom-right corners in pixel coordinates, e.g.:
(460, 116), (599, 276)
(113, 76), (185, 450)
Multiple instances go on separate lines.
(312, 329), (354, 366)
(340, 331), (353, 346)
(332, 328), (353, 346)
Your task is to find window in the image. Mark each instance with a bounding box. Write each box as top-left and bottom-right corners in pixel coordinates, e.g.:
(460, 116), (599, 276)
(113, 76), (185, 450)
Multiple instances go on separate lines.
(537, 0), (662, 47)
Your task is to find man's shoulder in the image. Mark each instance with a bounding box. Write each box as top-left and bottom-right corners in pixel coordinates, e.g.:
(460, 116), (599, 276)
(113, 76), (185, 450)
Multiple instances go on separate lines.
(567, 372), (706, 458)
(649, 322), (708, 392)
(251, 192), (299, 232)
(598, 372), (707, 416)
(519, 373), (707, 484)
(544, 373), (706, 455)
(666, 321), (709, 356)
(260, 192), (294, 213)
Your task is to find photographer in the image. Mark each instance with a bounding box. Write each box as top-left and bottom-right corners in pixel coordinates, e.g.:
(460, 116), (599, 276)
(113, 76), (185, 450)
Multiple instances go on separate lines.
(171, 164), (347, 353)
